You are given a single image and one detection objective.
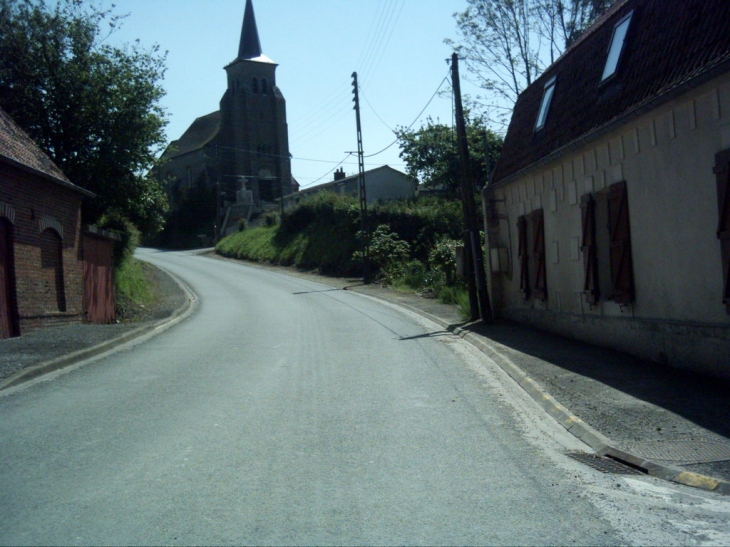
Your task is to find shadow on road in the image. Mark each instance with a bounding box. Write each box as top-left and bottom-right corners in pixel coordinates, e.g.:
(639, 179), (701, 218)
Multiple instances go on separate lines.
(459, 319), (730, 441)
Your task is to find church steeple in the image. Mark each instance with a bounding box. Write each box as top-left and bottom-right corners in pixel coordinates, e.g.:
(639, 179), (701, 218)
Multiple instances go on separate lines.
(238, 0), (262, 60)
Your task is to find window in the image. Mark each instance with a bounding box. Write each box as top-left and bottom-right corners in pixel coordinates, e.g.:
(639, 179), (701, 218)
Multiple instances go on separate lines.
(531, 209), (547, 301)
(714, 149), (730, 314)
(601, 12), (633, 81)
(580, 181), (635, 306)
(517, 209), (547, 301)
(580, 194), (600, 305)
(518, 216), (530, 299)
(252, 78), (259, 94)
(535, 76), (556, 131)
(262, 78), (268, 95)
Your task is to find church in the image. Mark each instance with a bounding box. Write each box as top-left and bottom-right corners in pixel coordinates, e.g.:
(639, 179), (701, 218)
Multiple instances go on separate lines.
(158, 0), (293, 234)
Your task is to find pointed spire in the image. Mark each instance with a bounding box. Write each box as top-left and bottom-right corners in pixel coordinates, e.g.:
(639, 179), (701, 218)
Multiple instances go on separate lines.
(238, 0), (262, 60)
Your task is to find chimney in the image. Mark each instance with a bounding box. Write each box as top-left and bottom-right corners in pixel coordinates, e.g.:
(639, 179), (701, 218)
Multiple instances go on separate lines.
(334, 167), (346, 181)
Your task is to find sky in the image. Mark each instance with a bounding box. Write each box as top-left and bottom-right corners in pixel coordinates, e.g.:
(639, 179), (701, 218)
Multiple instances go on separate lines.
(106, 0), (481, 189)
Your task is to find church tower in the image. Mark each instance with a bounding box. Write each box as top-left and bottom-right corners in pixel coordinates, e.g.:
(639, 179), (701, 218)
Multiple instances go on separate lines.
(219, 0), (292, 203)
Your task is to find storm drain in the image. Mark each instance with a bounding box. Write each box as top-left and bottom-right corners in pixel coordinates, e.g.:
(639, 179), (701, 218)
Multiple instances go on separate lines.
(566, 452), (646, 475)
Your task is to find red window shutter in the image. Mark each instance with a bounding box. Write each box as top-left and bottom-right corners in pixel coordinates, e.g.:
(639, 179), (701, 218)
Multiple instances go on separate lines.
(581, 194), (600, 305)
(608, 181), (634, 304)
(714, 149), (730, 314)
(518, 215), (530, 299)
(531, 209), (547, 301)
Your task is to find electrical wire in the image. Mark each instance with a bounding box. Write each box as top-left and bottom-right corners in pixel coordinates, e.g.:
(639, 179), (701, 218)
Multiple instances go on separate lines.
(363, 73), (449, 158)
(300, 154), (353, 188)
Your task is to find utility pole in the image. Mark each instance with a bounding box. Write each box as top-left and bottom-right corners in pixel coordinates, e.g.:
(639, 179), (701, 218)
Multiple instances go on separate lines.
(450, 52), (493, 322)
(352, 71), (370, 283)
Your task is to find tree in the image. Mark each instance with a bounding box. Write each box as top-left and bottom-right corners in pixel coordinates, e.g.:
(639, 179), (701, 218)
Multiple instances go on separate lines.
(0, 0), (169, 234)
(446, 0), (615, 128)
(395, 116), (503, 195)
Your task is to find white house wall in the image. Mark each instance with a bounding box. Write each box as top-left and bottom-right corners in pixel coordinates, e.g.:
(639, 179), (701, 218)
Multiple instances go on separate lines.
(486, 73), (730, 377)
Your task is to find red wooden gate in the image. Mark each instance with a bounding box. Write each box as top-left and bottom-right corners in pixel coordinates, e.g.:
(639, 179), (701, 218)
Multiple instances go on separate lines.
(82, 232), (116, 324)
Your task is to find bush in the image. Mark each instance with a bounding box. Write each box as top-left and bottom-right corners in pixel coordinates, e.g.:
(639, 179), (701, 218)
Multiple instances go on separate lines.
(355, 224), (410, 283)
(429, 236), (460, 287)
(97, 211), (140, 267)
(263, 211), (279, 227)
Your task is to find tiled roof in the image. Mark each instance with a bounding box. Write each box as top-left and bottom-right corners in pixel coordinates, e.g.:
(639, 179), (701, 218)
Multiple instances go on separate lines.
(493, 0), (730, 184)
(163, 111), (221, 159)
(0, 107), (69, 184)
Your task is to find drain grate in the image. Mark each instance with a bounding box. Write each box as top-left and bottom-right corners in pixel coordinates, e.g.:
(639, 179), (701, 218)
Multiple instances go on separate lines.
(567, 452), (646, 475)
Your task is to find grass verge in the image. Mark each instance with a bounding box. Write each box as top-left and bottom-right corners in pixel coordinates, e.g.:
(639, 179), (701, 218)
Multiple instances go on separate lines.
(115, 258), (156, 321)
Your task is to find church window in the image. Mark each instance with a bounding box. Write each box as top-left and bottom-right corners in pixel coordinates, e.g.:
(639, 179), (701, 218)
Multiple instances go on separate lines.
(262, 79), (268, 95)
(252, 78), (259, 94)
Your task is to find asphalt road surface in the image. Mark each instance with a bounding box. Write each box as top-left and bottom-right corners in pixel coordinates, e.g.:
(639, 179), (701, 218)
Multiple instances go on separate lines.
(1, 249), (729, 546)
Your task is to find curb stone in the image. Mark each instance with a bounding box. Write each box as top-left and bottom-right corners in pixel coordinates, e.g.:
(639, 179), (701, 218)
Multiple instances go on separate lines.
(0, 265), (198, 392)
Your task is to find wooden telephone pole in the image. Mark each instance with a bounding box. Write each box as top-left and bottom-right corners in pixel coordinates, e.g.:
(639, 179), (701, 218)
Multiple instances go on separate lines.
(352, 71), (370, 283)
(450, 53), (493, 322)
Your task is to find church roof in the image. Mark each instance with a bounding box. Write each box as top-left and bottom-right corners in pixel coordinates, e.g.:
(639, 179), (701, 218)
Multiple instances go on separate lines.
(226, 0), (276, 66)
(163, 111), (221, 159)
(237, 0), (264, 61)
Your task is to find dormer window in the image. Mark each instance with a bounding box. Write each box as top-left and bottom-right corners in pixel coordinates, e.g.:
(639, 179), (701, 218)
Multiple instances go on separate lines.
(601, 12), (633, 81)
(252, 78), (259, 94)
(535, 76), (556, 132)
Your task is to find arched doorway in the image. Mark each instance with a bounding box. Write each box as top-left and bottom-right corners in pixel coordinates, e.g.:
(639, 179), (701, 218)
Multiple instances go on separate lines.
(0, 218), (20, 338)
(40, 228), (66, 313)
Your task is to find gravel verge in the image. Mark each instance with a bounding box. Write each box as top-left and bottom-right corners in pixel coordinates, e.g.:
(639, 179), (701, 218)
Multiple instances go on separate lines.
(0, 261), (187, 381)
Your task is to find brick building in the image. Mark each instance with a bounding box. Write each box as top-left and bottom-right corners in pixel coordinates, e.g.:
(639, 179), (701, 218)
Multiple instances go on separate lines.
(0, 107), (94, 338)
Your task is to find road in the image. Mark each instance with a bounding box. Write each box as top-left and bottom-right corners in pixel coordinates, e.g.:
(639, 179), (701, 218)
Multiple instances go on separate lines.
(1, 249), (729, 545)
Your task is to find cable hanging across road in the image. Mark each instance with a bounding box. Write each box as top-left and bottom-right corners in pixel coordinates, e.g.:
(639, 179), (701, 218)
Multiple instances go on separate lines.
(363, 73), (450, 158)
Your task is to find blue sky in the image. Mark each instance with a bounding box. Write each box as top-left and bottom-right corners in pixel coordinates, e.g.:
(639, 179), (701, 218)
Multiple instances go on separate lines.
(107, 0), (479, 188)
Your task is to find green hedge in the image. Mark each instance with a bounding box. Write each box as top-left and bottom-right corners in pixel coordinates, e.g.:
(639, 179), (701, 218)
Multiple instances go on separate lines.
(216, 192), (467, 276)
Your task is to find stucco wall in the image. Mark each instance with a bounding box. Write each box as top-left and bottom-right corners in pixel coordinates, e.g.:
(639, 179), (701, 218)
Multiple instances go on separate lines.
(485, 74), (730, 376)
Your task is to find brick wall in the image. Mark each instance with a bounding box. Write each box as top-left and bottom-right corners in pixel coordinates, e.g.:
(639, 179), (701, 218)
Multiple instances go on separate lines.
(0, 161), (86, 333)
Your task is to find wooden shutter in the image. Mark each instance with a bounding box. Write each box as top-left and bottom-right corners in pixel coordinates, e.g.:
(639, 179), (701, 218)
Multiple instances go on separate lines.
(581, 194), (600, 305)
(518, 215), (530, 299)
(531, 209), (547, 301)
(714, 149), (730, 314)
(608, 181), (634, 304)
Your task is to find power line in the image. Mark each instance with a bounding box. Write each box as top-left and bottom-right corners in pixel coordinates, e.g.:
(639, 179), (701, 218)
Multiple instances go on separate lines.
(363, 73), (450, 158)
(300, 154), (352, 188)
(361, 0), (406, 88)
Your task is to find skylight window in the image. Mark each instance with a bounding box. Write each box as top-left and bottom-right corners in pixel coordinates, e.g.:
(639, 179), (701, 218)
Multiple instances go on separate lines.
(602, 12), (633, 81)
(535, 76), (556, 131)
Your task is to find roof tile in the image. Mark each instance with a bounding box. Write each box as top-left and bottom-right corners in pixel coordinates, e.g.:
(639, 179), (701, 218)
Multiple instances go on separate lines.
(494, 0), (730, 183)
